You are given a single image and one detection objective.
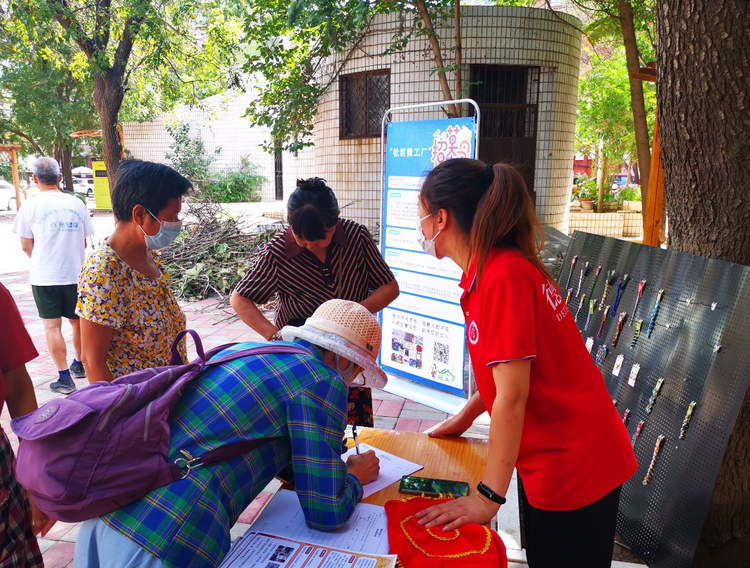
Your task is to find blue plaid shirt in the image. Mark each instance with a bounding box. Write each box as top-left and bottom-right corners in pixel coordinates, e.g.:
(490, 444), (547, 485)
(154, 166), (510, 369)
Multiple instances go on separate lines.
(102, 340), (363, 568)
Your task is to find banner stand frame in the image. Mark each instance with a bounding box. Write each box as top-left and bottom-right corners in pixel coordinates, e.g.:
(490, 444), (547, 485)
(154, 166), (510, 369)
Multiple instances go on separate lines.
(378, 99), (481, 415)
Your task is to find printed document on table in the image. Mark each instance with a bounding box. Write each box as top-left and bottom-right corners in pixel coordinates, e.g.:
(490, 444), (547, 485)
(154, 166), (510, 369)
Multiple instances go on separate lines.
(249, 490), (390, 554)
(219, 532), (397, 568)
(340, 442), (423, 498)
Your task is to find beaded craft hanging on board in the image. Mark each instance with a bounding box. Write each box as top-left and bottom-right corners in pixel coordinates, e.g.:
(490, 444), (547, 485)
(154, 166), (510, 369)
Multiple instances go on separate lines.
(384, 495), (507, 568)
(559, 231), (750, 568)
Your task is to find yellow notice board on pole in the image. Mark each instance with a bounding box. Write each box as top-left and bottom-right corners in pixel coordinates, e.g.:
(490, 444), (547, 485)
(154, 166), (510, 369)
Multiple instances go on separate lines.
(92, 161), (112, 210)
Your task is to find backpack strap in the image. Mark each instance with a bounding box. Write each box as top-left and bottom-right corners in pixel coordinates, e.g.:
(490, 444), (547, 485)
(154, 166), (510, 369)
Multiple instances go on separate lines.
(170, 331), (310, 367)
(170, 438), (279, 481)
(205, 343), (310, 366)
(169, 329), (206, 366)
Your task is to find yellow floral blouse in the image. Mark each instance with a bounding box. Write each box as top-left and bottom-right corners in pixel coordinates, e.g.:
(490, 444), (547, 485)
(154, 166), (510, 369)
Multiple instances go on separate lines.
(76, 244), (187, 378)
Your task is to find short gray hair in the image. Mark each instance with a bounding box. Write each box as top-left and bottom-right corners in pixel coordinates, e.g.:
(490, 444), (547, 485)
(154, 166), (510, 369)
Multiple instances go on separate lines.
(32, 157), (61, 185)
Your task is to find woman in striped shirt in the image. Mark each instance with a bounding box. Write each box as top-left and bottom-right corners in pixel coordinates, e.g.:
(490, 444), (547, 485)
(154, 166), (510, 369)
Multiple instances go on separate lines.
(231, 177), (399, 426)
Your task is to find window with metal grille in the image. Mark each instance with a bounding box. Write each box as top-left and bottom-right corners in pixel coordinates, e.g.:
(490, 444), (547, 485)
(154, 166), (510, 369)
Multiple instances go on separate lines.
(471, 65), (540, 199)
(340, 70), (390, 139)
(470, 65), (539, 139)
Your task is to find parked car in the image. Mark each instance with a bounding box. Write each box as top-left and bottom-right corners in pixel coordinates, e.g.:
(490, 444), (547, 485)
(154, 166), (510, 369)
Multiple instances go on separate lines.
(61, 176), (95, 197)
(0, 180), (18, 211)
(73, 178), (95, 196)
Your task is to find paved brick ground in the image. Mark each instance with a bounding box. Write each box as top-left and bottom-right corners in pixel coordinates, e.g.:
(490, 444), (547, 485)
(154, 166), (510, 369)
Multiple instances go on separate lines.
(0, 269), (489, 567)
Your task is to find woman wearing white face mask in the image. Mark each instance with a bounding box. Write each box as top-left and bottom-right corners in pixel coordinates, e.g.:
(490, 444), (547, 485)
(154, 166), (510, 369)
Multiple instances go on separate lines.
(76, 160), (190, 384)
(413, 159), (636, 568)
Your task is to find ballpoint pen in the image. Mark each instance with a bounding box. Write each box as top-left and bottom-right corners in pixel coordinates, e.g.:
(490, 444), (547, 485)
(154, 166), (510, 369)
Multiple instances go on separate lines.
(599, 271), (617, 311)
(576, 262), (591, 297)
(630, 320), (643, 349)
(630, 280), (647, 325)
(610, 274), (629, 316)
(597, 305), (610, 338)
(352, 424), (360, 455)
(565, 255), (578, 291)
(588, 266), (602, 300)
(646, 289), (665, 338)
(611, 312), (627, 347)
(574, 293), (586, 322)
(585, 298), (595, 331)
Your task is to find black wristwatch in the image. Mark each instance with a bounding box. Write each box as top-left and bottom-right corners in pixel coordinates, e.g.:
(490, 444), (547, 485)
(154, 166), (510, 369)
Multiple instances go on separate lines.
(477, 482), (507, 505)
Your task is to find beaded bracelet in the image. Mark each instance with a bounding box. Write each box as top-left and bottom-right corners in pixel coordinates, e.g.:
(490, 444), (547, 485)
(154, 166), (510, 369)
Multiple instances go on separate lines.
(645, 378), (664, 414)
(679, 402), (697, 440)
(642, 435), (665, 485)
(630, 320), (643, 349)
(646, 289), (665, 338)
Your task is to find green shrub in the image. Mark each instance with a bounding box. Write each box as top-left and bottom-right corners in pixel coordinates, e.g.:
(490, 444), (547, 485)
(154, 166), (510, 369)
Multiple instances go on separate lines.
(0, 163), (11, 182)
(207, 156), (266, 203)
(165, 122), (219, 193)
(573, 175), (599, 200)
(574, 174), (617, 202)
(618, 186), (642, 202)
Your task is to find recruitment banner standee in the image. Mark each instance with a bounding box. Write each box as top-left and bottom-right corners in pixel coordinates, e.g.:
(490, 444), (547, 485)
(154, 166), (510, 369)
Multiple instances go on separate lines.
(379, 111), (478, 412)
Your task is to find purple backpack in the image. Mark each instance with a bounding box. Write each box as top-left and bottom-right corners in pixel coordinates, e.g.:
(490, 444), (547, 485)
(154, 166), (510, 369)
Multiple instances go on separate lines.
(11, 330), (308, 523)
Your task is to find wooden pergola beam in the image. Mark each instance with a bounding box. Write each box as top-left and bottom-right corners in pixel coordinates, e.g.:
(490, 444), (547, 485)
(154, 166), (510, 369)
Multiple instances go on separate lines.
(0, 144), (24, 209)
(630, 63), (663, 247)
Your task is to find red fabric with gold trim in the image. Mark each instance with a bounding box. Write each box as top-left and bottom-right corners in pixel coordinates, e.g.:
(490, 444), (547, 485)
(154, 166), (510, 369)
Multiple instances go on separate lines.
(385, 497), (507, 568)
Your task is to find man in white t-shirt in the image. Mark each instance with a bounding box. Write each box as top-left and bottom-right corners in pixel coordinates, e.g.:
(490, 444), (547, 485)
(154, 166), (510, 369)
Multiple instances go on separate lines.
(12, 157), (95, 394)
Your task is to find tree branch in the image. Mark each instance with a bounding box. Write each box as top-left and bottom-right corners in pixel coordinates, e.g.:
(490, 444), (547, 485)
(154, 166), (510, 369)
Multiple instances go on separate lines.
(113, 16), (146, 77)
(94, 0), (113, 51)
(49, 0), (97, 59)
(6, 127), (45, 154)
(414, 0), (456, 116)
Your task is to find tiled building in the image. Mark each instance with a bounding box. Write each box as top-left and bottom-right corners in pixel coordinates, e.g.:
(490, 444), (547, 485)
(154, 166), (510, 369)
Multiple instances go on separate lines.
(123, 5), (582, 232)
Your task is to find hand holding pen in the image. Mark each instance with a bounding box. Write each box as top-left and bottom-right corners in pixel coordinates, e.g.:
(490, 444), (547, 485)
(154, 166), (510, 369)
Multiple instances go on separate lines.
(353, 424), (360, 455)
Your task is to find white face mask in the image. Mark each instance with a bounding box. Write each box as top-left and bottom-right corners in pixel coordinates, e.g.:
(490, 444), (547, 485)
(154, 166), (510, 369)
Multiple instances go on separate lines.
(416, 213), (441, 258)
(139, 209), (183, 250)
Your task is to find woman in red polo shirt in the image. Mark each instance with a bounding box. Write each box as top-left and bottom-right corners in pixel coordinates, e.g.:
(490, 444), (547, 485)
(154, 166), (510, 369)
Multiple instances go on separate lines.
(414, 159), (637, 567)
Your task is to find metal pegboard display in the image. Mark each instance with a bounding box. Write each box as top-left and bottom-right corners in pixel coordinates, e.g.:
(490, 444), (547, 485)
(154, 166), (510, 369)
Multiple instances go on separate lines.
(558, 232), (750, 568)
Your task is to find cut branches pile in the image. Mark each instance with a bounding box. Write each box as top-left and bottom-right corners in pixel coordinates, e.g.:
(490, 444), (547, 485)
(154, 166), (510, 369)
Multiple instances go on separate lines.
(161, 197), (279, 303)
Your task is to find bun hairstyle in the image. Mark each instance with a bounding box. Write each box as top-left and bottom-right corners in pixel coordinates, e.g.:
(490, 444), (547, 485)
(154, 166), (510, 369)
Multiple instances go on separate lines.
(419, 158), (554, 285)
(287, 177), (340, 241)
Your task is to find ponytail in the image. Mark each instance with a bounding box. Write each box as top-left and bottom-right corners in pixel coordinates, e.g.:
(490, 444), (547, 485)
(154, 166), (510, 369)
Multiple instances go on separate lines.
(420, 159), (554, 286)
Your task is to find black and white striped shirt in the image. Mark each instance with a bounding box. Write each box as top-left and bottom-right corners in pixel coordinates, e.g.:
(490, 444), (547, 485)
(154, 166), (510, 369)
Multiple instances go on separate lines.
(235, 218), (395, 328)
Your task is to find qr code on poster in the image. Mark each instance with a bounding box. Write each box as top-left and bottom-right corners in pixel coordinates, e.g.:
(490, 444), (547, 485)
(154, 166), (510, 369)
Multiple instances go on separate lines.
(434, 342), (450, 364)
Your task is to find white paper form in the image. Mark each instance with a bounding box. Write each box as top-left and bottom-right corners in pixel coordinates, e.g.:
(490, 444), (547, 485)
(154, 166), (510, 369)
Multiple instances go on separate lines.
(340, 443), (423, 498)
(249, 490), (390, 554)
(220, 532), (396, 568)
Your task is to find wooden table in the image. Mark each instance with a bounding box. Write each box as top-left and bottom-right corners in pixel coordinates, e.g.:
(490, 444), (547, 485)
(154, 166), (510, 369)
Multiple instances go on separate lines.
(346, 427), (489, 507)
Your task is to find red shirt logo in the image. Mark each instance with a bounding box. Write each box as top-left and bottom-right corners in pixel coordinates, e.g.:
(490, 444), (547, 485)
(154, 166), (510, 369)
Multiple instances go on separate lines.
(468, 320), (479, 345)
(542, 282), (563, 311)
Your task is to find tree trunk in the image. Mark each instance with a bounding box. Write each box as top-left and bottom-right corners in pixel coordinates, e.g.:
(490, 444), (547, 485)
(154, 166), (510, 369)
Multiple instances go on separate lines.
(618, 0), (651, 225)
(61, 144), (74, 194)
(454, 0), (462, 105)
(92, 69), (126, 188)
(657, 0), (750, 563)
(596, 139), (606, 213)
